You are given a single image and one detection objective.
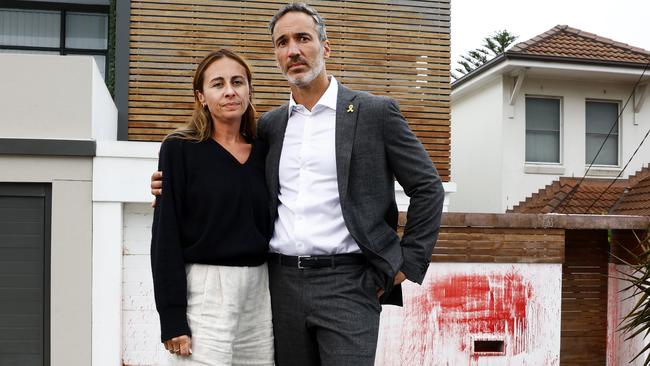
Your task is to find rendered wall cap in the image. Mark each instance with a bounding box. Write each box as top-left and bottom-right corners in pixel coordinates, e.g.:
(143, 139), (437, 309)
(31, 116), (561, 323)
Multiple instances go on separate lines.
(0, 54), (116, 141)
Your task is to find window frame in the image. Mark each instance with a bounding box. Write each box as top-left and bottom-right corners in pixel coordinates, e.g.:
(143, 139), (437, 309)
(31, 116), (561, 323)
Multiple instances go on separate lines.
(524, 95), (564, 165)
(585, 99), (621, 167)
(0, 1), (109, 77)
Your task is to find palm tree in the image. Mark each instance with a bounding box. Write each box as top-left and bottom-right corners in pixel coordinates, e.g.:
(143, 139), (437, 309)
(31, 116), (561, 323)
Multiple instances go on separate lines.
(452, 30), (518, 81)
(616, 231), (650, 365)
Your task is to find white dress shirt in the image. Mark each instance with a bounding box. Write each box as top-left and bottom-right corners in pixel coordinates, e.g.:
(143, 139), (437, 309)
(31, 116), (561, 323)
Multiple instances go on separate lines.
(269, 77), (361, 255)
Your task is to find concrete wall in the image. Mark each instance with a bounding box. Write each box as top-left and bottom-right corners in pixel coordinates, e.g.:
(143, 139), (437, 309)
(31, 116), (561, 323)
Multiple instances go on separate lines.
(0, 54), (115, 140)
(451, 73), (650, 213)
(450, 78), (504, 213)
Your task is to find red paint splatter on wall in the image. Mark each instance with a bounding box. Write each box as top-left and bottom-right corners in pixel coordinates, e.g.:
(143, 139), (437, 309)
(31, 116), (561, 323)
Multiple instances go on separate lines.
(402, 271), (532, 362)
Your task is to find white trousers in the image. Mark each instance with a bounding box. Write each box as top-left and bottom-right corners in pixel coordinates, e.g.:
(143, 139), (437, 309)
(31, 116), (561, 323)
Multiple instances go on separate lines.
(169, 263), (274, 366)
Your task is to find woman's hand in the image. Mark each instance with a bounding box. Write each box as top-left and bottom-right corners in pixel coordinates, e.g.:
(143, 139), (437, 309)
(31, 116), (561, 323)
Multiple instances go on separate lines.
(151, 171), (163, 196)
(150, 170), (163, 207)
(164, 335), (192, 356)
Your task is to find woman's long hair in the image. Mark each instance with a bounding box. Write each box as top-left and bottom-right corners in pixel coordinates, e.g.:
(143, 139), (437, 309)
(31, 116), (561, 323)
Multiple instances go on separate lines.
(169, 49), (256, 142)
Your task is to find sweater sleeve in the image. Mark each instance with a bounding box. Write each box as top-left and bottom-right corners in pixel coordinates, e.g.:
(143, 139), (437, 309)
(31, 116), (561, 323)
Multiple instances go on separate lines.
(150, 137), (191, 342)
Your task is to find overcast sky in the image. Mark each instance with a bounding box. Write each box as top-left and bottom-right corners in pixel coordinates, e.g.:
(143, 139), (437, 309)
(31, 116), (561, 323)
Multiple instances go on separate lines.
(450, 0), (650, 68)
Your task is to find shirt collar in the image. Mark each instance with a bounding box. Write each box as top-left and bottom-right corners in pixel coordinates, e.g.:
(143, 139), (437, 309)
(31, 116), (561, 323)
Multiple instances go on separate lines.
(288, 76), (338, 117)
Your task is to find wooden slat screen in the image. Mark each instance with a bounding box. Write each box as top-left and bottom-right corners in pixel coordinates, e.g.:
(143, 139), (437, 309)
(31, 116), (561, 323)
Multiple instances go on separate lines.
(431, 227), (565, 263)
(560, 230), (609, 365)
(128, 0), (451, 180)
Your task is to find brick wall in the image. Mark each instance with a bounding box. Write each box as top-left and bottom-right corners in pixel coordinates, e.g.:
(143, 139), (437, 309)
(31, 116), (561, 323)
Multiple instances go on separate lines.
(122, 203), (167, 366)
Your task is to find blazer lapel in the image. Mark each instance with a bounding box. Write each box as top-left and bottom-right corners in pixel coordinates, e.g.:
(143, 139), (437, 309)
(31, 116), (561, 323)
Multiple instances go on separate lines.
(266, 105), (289, 210)
(335, 84), (359, 203)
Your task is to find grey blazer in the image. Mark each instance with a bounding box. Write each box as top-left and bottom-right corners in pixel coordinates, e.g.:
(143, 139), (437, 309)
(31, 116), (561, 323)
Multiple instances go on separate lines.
(257, 84), (445, 305)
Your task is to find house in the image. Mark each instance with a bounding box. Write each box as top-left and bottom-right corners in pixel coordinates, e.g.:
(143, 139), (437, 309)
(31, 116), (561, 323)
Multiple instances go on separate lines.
(0, 1), (453, 365)
(450, 25), (650, 213)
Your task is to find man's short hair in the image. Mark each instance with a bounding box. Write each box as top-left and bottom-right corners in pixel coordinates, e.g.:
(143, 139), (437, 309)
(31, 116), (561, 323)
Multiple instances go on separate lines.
(269, 2), (328, 42)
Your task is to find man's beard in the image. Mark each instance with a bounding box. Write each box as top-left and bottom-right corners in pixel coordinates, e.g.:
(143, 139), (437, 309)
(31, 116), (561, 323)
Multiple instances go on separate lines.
(283, 48), (325, 87)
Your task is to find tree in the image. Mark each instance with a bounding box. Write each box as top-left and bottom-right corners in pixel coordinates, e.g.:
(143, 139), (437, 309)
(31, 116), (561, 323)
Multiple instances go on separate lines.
(452, 30), (518, 81)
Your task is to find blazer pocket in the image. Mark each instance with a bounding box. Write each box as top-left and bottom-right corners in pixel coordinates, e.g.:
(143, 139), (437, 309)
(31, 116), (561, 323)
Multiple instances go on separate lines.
(367, 266), (388, 291)
(369, 228), (402, 292)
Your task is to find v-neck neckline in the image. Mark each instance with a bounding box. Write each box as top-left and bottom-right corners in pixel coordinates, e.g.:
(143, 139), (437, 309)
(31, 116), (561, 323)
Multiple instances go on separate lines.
(209, 138), (253, 166)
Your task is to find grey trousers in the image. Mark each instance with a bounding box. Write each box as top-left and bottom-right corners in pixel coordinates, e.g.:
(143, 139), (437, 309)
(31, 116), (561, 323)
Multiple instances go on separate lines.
(268, 261), (382, 366)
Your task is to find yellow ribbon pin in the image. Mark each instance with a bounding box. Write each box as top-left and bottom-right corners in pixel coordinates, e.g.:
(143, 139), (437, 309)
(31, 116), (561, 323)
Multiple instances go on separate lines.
(347, 104), (354, 113)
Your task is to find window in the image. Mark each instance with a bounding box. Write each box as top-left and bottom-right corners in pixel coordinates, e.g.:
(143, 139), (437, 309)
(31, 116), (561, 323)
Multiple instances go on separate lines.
(526, 96), (561, 163)
(586, 100), (619, 166)
(0, 3), (109, 79)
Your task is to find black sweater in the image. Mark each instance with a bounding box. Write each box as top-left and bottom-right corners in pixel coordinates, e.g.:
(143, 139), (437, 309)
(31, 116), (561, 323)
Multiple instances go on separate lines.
(151, 136), (270, 342)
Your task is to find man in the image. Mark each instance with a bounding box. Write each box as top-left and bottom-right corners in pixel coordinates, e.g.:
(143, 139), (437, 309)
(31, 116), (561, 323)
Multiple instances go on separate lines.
(152, 3), (444, 365)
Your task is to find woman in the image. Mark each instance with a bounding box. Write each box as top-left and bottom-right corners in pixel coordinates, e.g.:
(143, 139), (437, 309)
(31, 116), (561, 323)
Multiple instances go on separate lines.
(151, 49), (273, 365)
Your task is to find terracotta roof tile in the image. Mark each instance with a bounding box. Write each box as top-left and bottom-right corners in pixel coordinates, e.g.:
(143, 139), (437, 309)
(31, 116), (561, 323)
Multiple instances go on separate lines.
(611, 168), (650, 216)
(507, 25), (650, 65)
(510, 165), (650, 215)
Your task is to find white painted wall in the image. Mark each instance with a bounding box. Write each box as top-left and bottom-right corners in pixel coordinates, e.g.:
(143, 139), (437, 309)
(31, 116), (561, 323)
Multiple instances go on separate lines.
(376, 263), (562, 366)
(92, 142), (160, 366)
(118, 207), (563, 366)
(450, 77), (504, 213)
(93, 141), (160, 203)
(451, 73), (650, 213)
(92, 203), (123, 366)
(0, 54), (94, 140)
(91, 59), (117, 140)
(122, 203), (169, 365)
(396, 182), (457, 212)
